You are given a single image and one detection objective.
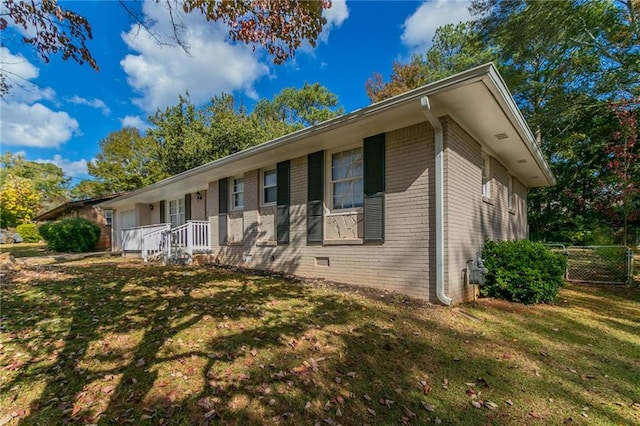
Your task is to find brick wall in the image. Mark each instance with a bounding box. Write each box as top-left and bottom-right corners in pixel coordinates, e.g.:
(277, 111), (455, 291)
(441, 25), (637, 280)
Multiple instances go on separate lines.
(210, 122), (436, 301)
(443, 117), (529, 302)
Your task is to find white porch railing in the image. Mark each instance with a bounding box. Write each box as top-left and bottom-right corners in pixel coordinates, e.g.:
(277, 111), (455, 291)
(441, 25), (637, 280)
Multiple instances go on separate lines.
(141, 223), (171, 262)
(130, 221), (210, 263)
(122, 223), (171, 252)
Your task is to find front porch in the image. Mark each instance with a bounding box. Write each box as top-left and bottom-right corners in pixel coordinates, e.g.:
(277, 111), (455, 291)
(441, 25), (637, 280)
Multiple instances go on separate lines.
(121, 220), (211, 263)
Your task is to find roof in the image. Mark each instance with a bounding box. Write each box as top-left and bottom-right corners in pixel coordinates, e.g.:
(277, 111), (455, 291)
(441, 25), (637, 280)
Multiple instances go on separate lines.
(34, 194), (124, 221)
(100, 63), (555, 211)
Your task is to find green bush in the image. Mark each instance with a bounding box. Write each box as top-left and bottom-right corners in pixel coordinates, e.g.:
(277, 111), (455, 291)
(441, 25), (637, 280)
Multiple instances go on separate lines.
(481, 240), (567, 304)
(38, 218), (101, 253)
(16, 223), (41, 243)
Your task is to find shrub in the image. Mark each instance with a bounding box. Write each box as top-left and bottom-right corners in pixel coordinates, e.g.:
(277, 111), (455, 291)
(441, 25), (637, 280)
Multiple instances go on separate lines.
(39, 218), (101, 253)
(38, 222), (52, 241)
(16, 223), (40, 243)
(481, 240), (567, 304)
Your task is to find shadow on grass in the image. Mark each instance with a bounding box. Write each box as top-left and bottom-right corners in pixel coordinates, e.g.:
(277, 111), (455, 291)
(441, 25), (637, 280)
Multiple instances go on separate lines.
(1, 263), (638, 425)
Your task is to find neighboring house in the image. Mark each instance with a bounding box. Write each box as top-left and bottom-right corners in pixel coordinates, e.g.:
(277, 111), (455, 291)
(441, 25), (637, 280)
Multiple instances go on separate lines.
(34, 194), (120, 250)
(99, 64), (555, 305)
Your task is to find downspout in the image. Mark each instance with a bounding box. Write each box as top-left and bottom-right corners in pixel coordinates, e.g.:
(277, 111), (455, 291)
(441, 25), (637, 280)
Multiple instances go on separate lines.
(420, 96), (452, 305)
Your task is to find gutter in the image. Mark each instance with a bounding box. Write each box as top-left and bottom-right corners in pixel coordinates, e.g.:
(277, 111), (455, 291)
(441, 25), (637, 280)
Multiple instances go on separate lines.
(420, 96), (452, 306)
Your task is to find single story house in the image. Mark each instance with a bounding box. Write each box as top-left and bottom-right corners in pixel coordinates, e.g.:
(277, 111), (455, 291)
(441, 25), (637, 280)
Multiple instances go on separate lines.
(99, 64), (555, 304)
(34, 194), (120, 250)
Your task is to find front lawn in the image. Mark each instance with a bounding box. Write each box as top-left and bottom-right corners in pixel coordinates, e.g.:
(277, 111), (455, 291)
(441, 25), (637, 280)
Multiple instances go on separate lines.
(1, 259), (638, 425)
(0, 242), (54, 258)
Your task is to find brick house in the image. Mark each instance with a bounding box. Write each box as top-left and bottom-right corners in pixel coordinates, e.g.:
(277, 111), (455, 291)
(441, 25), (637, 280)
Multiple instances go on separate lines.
(34, 194), (119, 250)
(99, 64), (555, 304)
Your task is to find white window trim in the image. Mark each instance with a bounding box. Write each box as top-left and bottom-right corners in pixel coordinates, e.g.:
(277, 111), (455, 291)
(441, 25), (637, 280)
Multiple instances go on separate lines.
(168, 198), (186, 227)
(325, 145), (364, 214)
(260, 168), (277, 207)
(104, 210), (113, 226)
(230, 176), (244, 211)
(508, 176), (516, 213)
(482, 154), (491, 200)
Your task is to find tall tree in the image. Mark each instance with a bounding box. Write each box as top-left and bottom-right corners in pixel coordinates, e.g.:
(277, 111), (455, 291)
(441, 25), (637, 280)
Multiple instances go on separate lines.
(0, 174), (41, 227)
(0, 152), (69, 209)
(1, 0), (331, 97)
(366, 22), (494, 103)
(471, 0), (640, 243)
(87, 127), (167, 193)
(253, 82), (343, 129)
(149, 84), (343, 175)
(596, 99), (640, 245)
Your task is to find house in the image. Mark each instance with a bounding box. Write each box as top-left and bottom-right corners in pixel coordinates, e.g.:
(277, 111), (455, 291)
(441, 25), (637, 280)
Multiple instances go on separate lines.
(34, 194), (120, 250)
(99, 64), (555, 304)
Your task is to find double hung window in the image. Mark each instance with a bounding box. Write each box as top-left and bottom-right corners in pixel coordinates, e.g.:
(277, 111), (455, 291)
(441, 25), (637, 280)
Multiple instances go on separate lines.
(331, 147), (364, 210)
(231, 177), (244, 210)
(169, 198), (185, 227)
(262, 170), (277, 205)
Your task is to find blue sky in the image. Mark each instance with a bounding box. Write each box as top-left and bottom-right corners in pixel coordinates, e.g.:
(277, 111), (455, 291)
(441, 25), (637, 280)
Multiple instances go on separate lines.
(0, 0), (472, 183)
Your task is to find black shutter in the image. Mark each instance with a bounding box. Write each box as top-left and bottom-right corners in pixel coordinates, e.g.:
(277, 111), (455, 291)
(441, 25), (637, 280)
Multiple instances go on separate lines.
(364, 133), (385, 242)
(218, 179), (228, 245)
(307, 151), (324, 243)
(184, 193), (192, 221)
(276, 160), (290, 244)
(159, 200), (166, 224)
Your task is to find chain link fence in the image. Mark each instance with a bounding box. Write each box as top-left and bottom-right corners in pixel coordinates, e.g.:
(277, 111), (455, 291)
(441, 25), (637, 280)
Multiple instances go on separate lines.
(545, 244), (634, 284)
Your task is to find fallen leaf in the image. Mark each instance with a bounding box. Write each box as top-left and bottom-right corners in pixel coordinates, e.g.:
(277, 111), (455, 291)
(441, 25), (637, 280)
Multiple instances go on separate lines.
(505, 399), (513, 406)
(484, 401), (498, 410)
(363, 394), (371, 401)
(347, 372), (356, 378)
(421, 401), (435, 412)
(403, 406), (416, 419)
(367, 407), (376, 416)
(423, 383), (432, 395)
(528, 412), (545, 419)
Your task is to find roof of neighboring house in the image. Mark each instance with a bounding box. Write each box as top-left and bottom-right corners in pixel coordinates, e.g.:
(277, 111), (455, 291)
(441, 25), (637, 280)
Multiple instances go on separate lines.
(99, 63), (555, 211)
(34, 194), (124, 221)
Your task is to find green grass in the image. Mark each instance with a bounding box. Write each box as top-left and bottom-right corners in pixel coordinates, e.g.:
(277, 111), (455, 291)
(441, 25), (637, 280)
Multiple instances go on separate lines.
(1, 258), (639, 425)
(0, 242), (54, 258)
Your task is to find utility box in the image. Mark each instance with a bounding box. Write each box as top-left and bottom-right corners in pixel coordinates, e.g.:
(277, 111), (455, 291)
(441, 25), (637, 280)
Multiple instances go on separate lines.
(467, 254), (488, 285)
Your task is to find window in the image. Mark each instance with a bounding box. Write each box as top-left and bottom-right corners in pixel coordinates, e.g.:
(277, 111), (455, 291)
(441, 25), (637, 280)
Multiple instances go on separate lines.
(262, 169), (277, 205)
(104, 210), (113, 226)
(482, 155), (491, 198)
(168, 198), (185, 228)
(331, 147), (364, 210)
(231, 177), (244, 210)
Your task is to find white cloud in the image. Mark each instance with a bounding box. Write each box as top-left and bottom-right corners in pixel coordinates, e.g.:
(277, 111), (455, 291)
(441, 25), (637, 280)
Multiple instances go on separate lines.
(319, 0), (349, 43)
(35, 155), (89, 178)
(0, 47), (55, 103)
(401, 0), (473, 53)
(121, 115), (149, 130)
(119, 1), (270, 113)
(0, 101), (80, 148)
(68, 95), (110, 115)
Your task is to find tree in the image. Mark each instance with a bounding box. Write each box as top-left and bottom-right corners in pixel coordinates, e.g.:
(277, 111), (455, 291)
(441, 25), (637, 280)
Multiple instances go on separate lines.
(469, 0), (639, 243)
(149, 84), (343, 175)
(69, 179), (106, 200)
(0, 0), (97, 96)
(365, 22), (494, 103)
(1, 0), (331, 97)
(87, 127), (167, 193)
(253, 82), (343, 129)
(596, 99), (640, 245)
(0, 174), (41, 227)
(0, 152), (69, 209)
